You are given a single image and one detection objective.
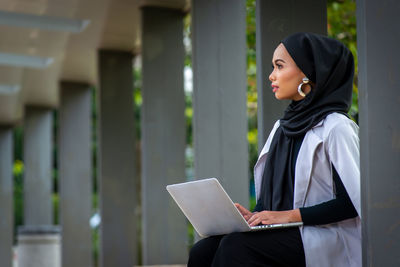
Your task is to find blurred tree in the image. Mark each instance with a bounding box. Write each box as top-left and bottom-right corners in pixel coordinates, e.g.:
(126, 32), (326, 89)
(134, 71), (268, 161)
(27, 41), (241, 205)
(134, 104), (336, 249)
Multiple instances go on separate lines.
(327, 0), (358, 122)
(13, 127), (24, 235)
(246, 0), (258, 208)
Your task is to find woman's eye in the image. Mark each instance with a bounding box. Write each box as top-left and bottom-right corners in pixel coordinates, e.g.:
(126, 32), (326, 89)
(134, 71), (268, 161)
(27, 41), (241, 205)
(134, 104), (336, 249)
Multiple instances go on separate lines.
(271, 64), (283, 70)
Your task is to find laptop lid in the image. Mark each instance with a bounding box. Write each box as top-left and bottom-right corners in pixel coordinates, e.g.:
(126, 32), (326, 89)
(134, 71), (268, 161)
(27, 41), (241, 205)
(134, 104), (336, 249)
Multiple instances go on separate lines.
(166, 178), (251, 237)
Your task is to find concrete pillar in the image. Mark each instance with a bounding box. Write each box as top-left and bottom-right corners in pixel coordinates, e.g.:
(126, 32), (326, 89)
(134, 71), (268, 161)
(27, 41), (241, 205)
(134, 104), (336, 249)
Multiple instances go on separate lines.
(0, 127), (13, 267)
(255, 0), (327, 150)
(192, 0), (249, 208)
(141, 7), (187, 265)
(98, 50), (137, 267)
(21, 109), (59, 266)
(59, 82), (92, 267)
(357, 0), (400, 265)
(24, 107), (53, 225)
(17, 226), (61, 267)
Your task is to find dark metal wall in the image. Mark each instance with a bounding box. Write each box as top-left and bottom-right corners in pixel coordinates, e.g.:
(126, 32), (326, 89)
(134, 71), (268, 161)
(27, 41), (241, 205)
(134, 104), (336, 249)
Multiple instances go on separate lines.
(357, 0), (400, 265)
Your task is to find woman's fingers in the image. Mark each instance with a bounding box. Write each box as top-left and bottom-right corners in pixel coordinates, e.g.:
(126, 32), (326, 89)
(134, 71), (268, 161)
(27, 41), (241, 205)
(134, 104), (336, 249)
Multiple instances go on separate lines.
(237, 208), (297, 226)
(244, 214), (252, 220)
(248, 211), (274, 226)
(234, 203), (251, 216)
(248, 210), (295, 225)
(248, 213), (263, 226)
(249, 215), (262, 226)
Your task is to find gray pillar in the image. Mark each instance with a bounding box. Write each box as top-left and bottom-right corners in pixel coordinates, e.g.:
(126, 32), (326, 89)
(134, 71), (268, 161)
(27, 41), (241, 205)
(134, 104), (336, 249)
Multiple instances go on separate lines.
(0, 127), (13, 267)
(59, 82), (92, 267)
(357, 1), (400, 265)
(192, 0), (249, 208)
(256, 0), (327, 150)
(24, 107), (53, 225)
(98, 50), (137, 267)
(141, 7), (187, 265)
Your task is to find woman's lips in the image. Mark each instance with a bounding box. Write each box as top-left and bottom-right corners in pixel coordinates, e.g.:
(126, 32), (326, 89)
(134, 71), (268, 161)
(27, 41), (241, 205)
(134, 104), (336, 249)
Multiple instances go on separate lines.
(272, 86), (279, 93)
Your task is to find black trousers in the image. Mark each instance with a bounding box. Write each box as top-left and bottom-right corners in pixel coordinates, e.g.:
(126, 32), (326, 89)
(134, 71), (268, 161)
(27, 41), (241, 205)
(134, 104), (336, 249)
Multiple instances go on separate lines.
(188, 228), (305, 267)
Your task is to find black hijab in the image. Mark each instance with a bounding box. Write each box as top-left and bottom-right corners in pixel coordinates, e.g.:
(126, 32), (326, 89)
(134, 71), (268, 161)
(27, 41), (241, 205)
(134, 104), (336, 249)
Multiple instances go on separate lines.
(258, 32), (354, 211)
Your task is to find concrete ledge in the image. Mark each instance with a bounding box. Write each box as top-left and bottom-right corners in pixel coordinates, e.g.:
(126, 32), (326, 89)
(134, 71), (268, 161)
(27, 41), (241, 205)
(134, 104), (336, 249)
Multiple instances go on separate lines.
(18, 225), (61, 235)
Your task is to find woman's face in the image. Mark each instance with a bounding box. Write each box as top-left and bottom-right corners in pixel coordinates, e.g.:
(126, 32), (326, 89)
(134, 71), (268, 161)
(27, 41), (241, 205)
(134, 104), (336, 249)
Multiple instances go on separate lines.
(269, 43), (308, 101)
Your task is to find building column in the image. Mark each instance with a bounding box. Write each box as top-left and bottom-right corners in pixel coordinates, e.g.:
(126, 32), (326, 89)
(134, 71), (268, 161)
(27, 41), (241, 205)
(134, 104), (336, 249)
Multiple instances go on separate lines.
(0, 127), (13, 267)
(21, 107), (61, 267)
(192, 0), (249, 208)
(255, 0), (327, 149)
(141, 7), (187, 265)
(59, 82), (92, 267)
(98, 50), (137, 267)
(357, 0), (400, 265)
(24, 107), (53, 225)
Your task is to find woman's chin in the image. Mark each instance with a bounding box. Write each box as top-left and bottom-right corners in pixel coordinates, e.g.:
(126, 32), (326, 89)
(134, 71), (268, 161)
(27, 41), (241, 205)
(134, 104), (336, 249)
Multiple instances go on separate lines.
(274, 93), (298, 101)
(274, 93), (285, 100)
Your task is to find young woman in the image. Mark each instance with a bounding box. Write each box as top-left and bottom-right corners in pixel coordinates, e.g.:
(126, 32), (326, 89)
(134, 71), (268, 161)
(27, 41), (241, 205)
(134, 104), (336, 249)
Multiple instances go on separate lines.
(188, 32), (361, 267)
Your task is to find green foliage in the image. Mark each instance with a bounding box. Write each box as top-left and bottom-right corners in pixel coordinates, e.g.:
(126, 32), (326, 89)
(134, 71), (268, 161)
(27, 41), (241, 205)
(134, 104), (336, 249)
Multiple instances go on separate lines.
(92, 227), (99, 267)
(13, 159), (24, 237)
(13, 127), (24, 234)
(185, 94), (193, 147)
(184, 14), (192, 68)
(246, 0), (257, 119)
(250, 196), (257, 211)
(133, 66), (143, 140)
(246, 0), (258, 192)
(187, 221), (195, 250)
(327, 0), (358, 122)
(53, 193), (59, 225)
(13, 127), (23, 160)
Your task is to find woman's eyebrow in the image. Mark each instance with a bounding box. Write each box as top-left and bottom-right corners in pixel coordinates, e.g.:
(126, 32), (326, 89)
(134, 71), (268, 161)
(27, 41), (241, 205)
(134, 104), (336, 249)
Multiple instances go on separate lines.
(274, 59), (286, 64)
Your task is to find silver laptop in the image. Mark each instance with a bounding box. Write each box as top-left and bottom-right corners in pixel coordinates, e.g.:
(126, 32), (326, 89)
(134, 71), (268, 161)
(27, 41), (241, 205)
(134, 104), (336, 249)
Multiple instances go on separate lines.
(166, 178), (303, 237)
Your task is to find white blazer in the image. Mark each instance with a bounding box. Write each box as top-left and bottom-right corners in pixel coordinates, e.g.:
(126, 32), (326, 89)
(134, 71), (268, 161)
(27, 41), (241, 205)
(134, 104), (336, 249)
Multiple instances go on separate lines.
(254, 113), (361, 267)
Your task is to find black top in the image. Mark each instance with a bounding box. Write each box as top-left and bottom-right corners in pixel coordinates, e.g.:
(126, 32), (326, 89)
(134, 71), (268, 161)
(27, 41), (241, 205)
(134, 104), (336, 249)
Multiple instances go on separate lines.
(254, 134), (358, 225)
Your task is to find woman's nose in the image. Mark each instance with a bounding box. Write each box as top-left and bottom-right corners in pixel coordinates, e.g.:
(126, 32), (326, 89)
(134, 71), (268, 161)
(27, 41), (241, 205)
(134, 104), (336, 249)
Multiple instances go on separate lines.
(269, 71), (275, 82)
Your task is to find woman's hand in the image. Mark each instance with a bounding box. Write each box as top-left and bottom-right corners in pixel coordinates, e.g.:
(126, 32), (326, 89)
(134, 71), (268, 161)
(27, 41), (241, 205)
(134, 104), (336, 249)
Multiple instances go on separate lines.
(247, 209), (302, 226)
(234, 203), (256, 221)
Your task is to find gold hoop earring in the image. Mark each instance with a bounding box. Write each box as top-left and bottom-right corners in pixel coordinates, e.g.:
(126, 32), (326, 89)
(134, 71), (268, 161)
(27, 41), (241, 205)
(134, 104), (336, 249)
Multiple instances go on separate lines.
(298, 77), (310, 97)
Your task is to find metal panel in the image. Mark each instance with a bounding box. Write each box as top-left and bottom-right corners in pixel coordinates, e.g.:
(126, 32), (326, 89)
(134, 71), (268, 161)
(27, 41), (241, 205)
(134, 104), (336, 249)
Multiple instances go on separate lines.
(24, 107), (53, 225)
(0, 127), (13, 267)
(59, 82), (92, 267)
(192, 0), (249, 208)
(98, 50), (137, 267)
(357, 0), (400, 265)
(141, 7), (187, 264)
